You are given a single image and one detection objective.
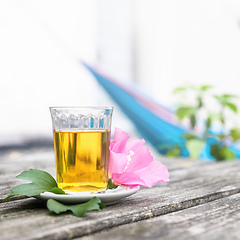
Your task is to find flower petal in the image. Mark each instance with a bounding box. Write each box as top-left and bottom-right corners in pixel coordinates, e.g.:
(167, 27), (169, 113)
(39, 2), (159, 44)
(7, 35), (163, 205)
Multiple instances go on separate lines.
(124, 140), (154, 172)
(111, 172), (146, 187)
(121, 138), (145, 154)
(135, 160), (169, 187)
(108, 150), (128, 177)
(108, 128), (170, 188)
(110, 128), (130, 153)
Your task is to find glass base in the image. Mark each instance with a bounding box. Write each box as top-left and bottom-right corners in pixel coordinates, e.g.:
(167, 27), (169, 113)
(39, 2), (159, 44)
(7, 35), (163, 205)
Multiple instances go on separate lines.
(58, 182), (107, 192)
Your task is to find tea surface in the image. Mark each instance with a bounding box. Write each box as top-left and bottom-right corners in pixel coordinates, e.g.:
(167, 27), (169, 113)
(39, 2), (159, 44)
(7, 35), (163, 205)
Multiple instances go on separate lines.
(53, 130), (110, 192)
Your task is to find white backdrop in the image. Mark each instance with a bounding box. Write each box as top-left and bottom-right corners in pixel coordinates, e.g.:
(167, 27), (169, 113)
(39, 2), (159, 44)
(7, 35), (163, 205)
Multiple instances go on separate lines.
(133, 0), (240, 107)
(1, 0), (240, 145)
(0, 1), (98, 143)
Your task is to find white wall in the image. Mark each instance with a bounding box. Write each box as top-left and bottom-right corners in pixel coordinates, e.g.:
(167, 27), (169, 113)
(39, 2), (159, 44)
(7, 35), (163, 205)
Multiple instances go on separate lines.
(0, 0), (99, 143)
(133, 0), (240, 109)
(1, 0), (240, 145)
(96, 0), (134, 82)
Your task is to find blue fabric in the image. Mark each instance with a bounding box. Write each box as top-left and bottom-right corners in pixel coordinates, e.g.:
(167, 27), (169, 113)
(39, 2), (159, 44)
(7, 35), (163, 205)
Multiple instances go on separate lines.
(199, 138), (217, 161)
(229, 143), (240, 158)
(83, 62), (189, 157)
(83, 62), (239, 160)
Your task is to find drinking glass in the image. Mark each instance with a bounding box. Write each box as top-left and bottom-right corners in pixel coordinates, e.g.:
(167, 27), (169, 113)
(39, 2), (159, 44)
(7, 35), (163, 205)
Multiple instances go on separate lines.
(49, 106), (113, 192)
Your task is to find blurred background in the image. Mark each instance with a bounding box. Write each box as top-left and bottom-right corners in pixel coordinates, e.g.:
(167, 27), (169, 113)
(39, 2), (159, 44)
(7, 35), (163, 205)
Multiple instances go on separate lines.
(1, 0), (240, 152)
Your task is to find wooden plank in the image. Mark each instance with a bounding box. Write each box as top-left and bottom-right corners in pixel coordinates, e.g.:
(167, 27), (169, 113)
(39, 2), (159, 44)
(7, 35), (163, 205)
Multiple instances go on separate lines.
(0, 149), (197, 197)
(79, 193), (240, 240)
(1, 149), (240, 239)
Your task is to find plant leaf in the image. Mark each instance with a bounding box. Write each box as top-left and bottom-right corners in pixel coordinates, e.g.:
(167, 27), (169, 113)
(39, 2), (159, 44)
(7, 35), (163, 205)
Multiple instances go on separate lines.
(208, 113), (221, 121)
(183, 133), (198, 140)
(206, 117), (212, 129)
(167, 145), (181, 157)
(197, 97), (203, 108)
(221, 147), (236, 161)
(200, 85), (213, 91)
(17, 169), (57, 187)
(190, 114), (196, 128)
(173, 87), (186, 93)
(176, 107), (196, 120)
(47, 197), (106, 217)
(48, 187), (66, 194)
(225, 102), (238, 113)
(186, 139), (205, 159)
(210, 144), (236, 161)
(210, 144), (222, 160)
(214, 94), (238, 106)
(230, 128), (240, 142)
(214, 95), (226, 105)
(107, 179), (119, 190)
(5, 169), (65, 199)
(223, 94), (238, 99)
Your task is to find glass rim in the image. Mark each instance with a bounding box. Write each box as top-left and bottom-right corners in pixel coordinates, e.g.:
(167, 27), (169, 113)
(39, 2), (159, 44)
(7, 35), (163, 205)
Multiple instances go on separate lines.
(49, 106), (114, 110)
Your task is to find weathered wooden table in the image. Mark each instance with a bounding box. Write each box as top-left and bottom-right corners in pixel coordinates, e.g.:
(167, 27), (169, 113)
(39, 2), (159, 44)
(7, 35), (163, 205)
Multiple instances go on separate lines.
(1, 147), (240, 240)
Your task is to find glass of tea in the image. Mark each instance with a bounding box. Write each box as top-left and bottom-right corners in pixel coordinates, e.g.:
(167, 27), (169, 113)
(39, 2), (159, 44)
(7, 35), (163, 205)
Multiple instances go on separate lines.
(49, 106), (114, 192)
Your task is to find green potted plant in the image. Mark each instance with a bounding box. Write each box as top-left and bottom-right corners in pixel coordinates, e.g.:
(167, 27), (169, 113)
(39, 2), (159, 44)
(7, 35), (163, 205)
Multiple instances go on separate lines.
(169, 85), (240, 161)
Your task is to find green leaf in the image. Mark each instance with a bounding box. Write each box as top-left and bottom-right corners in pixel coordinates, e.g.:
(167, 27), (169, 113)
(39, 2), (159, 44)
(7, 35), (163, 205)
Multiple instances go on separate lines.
(222, 94), (238, 99)
(206, 117), (212, 129)
(5, 169), (65, 199)
(208, 113), (221, 121)
(200, 85), (213, 91)
(230, 128), (240, 142)
(214, 94), (238, 106)
(186, 139), (205, 159)
(214, 96), (227, 106)
(210, 144), (236, 161)
(47, 197), (106, 217)
(220, 115), (225, 125)
(183, 133), (198, 140)
(106, 179), (119, 190)
(17, 169), (57, 187)
(176, 107), (196, 120)
(173, 87), (187, 93)
(167, 145), (181, 157)
(197, 97), (203, 108)
(210, 144), (221, 160)
(220, 147), (236, 161)
(48, 187), (66, 194)
(225, 102), (238, 113)
(190, 114), (196, 128)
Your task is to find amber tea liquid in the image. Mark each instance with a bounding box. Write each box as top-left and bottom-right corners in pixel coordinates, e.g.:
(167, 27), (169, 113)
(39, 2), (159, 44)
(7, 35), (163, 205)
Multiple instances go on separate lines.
(53, 130), (110, 192)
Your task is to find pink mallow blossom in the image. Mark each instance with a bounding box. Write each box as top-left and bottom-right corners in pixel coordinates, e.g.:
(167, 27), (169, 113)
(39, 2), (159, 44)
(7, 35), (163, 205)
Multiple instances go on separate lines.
(108, 128), (169, 187)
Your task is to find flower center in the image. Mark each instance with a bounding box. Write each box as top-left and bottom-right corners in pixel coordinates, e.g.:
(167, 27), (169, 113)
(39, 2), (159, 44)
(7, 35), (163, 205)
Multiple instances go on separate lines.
(123, 150), (134, 172)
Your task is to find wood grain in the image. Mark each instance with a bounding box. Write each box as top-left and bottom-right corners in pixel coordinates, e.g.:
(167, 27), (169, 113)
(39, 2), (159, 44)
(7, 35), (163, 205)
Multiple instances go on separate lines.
(1, 149), (240, 240)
